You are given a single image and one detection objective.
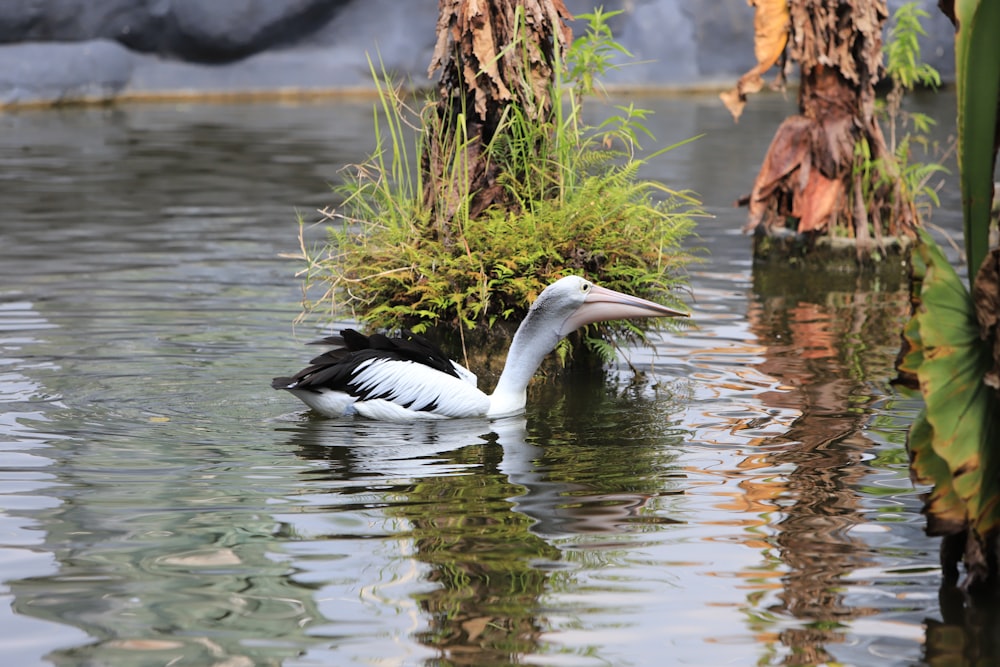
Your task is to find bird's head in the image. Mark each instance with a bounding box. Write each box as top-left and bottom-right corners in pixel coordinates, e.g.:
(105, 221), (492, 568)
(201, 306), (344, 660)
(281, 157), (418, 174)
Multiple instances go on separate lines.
(528, 275), (689, 337)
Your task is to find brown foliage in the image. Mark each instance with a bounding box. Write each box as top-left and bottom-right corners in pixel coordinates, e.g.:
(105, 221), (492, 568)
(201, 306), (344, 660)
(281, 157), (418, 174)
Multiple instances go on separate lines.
(974, 248), (1000, 390)
(745, 111), (850, 235)
(423, 0), (573, 230)
(789, 0), (885, 114)
(720, 0), (790, 121)
(732, 0), (918, 249)
(429, 0), (572, 122)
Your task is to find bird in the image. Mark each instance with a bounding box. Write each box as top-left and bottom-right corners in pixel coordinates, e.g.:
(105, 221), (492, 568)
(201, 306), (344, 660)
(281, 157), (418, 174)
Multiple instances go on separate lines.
(272, 275), (688, 421)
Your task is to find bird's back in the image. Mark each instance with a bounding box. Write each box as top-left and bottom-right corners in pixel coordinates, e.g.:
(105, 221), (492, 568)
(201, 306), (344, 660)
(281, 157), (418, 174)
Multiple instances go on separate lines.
(272, 328), (487, 419)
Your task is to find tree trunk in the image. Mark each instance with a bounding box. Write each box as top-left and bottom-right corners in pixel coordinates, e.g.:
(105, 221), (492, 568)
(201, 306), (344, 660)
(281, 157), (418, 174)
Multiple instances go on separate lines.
(423, 0), (572, 241)
(725, 0), (918, 258)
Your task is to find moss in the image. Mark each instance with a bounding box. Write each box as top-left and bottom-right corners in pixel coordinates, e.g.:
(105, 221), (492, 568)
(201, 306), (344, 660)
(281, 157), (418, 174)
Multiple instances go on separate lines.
(752, 232), (912, 277)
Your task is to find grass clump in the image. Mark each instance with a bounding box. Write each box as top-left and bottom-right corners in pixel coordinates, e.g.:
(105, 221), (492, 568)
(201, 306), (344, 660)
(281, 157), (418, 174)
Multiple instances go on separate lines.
(294, 10), (701, 362)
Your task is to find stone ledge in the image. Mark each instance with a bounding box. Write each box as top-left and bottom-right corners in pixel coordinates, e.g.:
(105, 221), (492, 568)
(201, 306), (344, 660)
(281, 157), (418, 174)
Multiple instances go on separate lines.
(752, 232), (914, 277)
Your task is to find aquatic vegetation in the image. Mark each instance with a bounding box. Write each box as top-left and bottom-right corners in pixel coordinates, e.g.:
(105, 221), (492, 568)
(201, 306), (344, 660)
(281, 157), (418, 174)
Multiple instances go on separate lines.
(291, 7), (700, 364)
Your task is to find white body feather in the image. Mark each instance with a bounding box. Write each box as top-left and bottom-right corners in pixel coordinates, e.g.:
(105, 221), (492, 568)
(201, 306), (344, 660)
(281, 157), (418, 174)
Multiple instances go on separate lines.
(289, 358), (489, 421)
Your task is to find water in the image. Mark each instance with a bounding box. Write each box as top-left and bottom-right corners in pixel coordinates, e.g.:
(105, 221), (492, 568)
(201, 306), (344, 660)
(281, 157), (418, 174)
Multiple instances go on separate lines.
(0, 92), (979, 666)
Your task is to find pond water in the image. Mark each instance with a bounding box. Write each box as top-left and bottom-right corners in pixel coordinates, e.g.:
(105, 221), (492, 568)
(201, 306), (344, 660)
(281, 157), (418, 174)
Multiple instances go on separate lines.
(0, 91), (986, 667)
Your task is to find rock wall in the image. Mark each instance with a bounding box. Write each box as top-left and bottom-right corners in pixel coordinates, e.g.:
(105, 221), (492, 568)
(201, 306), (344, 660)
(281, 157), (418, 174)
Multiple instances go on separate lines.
(0, 0), (955, 107)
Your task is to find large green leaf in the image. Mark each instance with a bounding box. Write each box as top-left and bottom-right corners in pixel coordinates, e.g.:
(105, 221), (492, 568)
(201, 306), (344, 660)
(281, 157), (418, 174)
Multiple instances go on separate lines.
(907, 412), (967, 535)
(954, 0), (1000, 280)
(902, 232), (1000, 536)
(899, 0), (1000, 590)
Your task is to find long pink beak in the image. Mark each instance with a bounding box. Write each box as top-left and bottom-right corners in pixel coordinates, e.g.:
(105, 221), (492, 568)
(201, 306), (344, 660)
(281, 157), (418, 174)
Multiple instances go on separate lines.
(560, 284), (689, 335)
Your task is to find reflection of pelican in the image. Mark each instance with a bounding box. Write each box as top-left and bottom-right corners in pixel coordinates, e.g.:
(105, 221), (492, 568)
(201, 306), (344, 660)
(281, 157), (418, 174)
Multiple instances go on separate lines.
(281, 414), (673, 537)
(281, 416), (507, 477)
(272, 276), (687, 421)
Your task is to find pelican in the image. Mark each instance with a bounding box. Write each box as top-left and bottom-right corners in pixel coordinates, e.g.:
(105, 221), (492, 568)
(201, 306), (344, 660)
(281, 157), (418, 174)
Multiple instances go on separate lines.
(272, 275), (687, 421)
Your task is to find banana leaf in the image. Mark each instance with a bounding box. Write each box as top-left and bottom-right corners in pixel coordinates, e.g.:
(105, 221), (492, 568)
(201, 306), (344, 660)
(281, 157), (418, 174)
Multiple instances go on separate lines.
(901, 232), (1000, 538)
(954, 0), (1000, 280)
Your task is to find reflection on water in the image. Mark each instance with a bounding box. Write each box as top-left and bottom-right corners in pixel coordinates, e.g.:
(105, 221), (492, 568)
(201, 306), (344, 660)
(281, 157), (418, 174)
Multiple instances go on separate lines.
(651, 261), (932, 665)
(749, 268), (915, 664)
(0, 94), (990, 666)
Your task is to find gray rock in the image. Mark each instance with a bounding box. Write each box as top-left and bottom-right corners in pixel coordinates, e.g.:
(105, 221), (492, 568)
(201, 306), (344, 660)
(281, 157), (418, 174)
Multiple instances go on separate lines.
(124, 0), (438, 96)
(0, 0), (957, 108)
(153, 0), (349, 62)
(0, 0), (350, 62)
(0, 1), (159, 46)
(0, 39), (134, 106)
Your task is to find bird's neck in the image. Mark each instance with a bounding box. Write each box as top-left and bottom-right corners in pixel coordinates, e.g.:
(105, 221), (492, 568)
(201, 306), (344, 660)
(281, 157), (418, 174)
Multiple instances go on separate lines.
(487, 313), (561, 418)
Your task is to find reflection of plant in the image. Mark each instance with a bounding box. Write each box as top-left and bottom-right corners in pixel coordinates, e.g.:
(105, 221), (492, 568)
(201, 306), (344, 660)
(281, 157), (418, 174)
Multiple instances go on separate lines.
(895, 0), (1000, 595)
(295, 9), (698, 364)
(403, 451), (557, 660)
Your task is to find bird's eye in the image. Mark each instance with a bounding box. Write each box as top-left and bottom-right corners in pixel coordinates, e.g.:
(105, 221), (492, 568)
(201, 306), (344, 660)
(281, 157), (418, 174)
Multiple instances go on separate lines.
(581, 283), (590, 292)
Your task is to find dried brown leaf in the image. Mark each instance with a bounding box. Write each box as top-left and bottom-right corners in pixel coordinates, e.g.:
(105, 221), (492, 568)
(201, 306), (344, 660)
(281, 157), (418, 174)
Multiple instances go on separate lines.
(746, 115), (812, 230)
(721, 0), (790, 121)
(973, 248), (1000, 389)
(794, 169), (842, 233)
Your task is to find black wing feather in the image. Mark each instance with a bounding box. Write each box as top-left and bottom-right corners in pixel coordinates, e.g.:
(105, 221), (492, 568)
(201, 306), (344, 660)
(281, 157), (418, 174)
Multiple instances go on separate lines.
(272, 328), (463, 396)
